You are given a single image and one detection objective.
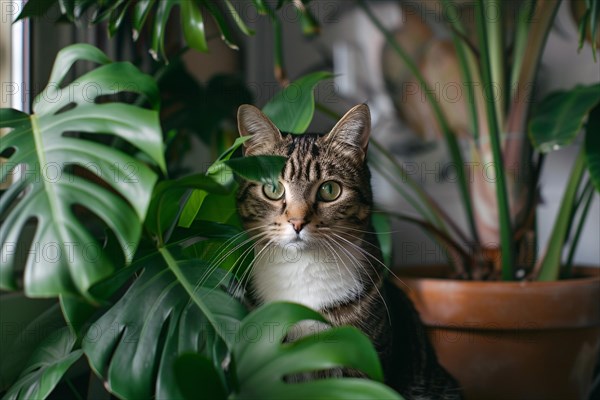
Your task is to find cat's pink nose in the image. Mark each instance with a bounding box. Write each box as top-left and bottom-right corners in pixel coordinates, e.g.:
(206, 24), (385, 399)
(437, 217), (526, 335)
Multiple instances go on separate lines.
(289, 218), (306, 234)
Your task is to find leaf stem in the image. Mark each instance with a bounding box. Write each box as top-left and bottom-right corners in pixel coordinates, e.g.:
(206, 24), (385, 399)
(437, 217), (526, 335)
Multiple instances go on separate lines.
(563, 180), (595, 278)
(536, 147), (587, 281)
(474, 0), (514, 279)
(441, 0), (480, 145)
(159, 246), (230, 344)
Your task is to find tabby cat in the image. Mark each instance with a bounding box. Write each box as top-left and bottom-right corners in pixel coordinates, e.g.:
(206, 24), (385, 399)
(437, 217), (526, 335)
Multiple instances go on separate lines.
(235, 104), (461, 399)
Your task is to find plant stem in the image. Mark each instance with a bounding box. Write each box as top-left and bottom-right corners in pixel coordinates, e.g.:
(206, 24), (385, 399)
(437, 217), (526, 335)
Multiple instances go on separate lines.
(261, 3), (288, 85)
(474, 0), (515, 280)
(384, 210), (472, 276)
(159, 246), (229, 344)
(536, 147), (587, 281)
(510, 0), (535, 97)
(357, 0), (479, 244)
(441, 0), (480, 145)
(563, 180), (595, 278)
(504, 0), (560, 238)
(485, 0), (506, 126)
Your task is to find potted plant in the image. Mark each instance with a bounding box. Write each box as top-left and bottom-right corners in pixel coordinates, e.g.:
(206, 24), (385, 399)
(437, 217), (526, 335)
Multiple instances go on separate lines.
(350, 0), (599, 398)
(0, 1), (402, 399)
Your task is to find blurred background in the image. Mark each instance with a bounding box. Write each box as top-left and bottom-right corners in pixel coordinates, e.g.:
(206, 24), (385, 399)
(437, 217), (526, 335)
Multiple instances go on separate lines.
(2, 0), (598, 267)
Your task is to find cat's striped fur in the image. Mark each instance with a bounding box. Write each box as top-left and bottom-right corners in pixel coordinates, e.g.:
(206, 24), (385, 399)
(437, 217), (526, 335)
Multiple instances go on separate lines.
(235, 104), (461, 399)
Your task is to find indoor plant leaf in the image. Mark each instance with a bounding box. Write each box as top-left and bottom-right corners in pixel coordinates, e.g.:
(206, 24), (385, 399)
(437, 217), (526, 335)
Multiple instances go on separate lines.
(262, 71), (334, 133)
(15, 0), (57, 20)
(177, 136), (250, 228)
(0, 302), (64, 391)
(231, 302), (402, 400)
(173, 353), (228, 400)
(2, 327), (83, 400)
(145, 173), (230, 245)
(0, 44), (164, 299)
(181, 0), (209, 52)
(584, 104), (600, 192)
(82, 257), (247, 399)
(223, 155), (287, 186)
(529, 83), (600, 153)
(177, 149), (286, 229)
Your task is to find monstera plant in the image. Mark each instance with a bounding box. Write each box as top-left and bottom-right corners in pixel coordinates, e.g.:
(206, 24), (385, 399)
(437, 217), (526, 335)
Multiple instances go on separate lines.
(0, 39), (401, 400)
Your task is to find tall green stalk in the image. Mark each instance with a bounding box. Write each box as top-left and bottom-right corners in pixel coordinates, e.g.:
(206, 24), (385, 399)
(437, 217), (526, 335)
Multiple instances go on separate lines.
(486, 0), (506, 126)
(537, 148), (587, 281)
(441, 0), (480, 146)
(474, 0), (515, 279)
(564, 180), (595, 277)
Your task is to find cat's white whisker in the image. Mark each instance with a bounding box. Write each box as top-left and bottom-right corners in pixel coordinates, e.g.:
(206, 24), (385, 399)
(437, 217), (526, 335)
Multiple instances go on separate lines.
(199, 230), (271, 287)
(327, 235), (391, 325)
(329, 230), (404, 284)
(320, 239), (363, 295)
(235, 238), (276, 299)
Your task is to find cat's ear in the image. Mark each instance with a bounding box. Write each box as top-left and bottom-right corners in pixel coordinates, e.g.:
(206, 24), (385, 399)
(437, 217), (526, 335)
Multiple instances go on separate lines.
(326, 104), (371, 158)
(237, 104), (283, 156)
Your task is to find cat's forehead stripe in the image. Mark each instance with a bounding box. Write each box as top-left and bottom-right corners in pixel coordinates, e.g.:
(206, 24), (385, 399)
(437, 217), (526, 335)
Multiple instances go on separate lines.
(282, 134), (323, 182)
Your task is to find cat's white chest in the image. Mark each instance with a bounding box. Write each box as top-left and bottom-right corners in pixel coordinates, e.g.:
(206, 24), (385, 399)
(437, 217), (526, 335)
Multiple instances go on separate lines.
(250, 244), (364, 311)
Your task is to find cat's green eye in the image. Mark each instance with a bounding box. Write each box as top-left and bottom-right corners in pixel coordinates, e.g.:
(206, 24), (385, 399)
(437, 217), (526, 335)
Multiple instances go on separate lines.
(263, 181), (285, 200)
(318, 181), (342, 201)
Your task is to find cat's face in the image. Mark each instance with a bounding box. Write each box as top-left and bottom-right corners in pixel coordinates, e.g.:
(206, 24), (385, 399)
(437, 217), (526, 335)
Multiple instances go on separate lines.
(236, 104), (373, 249)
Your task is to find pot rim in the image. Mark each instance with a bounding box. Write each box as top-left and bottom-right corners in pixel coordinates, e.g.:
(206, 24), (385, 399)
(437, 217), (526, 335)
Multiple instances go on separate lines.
(392, 265), (600, 329)
(393, 265), (600, 286)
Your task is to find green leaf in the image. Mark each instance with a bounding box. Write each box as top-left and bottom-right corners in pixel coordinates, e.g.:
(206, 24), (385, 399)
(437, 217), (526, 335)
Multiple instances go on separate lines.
(2, 327), (83, 400)
(195, 192), (241, 227)
(83, 256), (247, 399)
(262, 72), (334, 133)
(232, 302), (402, 400)
(0, 301), (64, 391)
(251, 0), (268, 14)
(223, 0), (255, 36)
(181, 0), (209, 52)
(178, 152), (285, 230)
(300, 7), (320, 37)
(585, 104), (600, 192)
(178, 190), (209, 228)
(174, 353), (228, 400)
(0, 44), (164, 299)
(224, 155), (287, 185)
(372, 213), (392, 268)
(107, 0), (130, 37)
(150, 0), (177, 60)
(177, 137), (250, 228)
(58, 0), (75, 19)
(537, 148), (587, 281)
(15, 0), (57, 21)
(203, 0), (239, 50)
(529, 83), (600, 153)
(14, 0), (258, 61)
(145, 173), (230, 244)
(132, 0), (156, 38)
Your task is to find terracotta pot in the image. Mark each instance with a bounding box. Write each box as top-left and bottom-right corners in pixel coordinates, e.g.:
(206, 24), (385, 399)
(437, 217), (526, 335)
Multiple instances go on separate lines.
(393, 266), (600, 400)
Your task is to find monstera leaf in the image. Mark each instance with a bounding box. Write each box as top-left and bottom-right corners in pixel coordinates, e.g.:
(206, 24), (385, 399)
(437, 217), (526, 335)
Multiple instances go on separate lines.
(230, 302), (403, 400)
(83, 256), (247, 399)
(0, 44), (165, 299)
(173, 302), (403, 400)
(2, 327), (83, 400)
